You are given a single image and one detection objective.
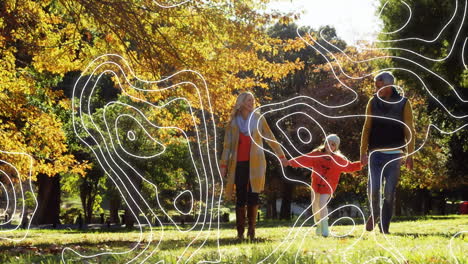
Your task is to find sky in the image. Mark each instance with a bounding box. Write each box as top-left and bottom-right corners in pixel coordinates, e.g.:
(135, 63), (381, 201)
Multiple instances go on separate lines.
(267, 0), (383, 45)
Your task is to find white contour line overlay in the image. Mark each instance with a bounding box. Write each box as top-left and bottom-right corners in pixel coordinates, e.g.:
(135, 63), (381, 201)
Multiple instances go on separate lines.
(368, 0), (467, 64)
(60, 0), (467, 262)
(68, 53), (223, 264)
(463, 37), (468, 70)
(0, 151), (38, 242)
(246, 1), (467, 261)
(152, 0), (192, 9)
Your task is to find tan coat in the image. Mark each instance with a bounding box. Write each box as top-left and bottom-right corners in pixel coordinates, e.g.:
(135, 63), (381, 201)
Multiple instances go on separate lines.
(220, 112), (285, 200)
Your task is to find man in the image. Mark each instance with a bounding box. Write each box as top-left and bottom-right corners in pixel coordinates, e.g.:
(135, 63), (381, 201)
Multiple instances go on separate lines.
(360, 71), (416, 234)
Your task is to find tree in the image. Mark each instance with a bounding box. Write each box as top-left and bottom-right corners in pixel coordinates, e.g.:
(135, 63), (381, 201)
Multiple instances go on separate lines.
(0, 0), (106, 224)
(1, 0), (303, 233)
(377, 0), (468, 208)
(59, 0), (304, 124)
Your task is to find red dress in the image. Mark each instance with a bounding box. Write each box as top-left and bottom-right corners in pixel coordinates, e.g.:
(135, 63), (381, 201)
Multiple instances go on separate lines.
(289, 151), (362, 194)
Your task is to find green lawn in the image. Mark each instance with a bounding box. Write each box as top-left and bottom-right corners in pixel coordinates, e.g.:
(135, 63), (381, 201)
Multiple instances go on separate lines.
(0, 215), (466, 263)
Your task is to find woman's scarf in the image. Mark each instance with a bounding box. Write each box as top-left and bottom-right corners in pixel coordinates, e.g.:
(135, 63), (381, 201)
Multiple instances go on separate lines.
(236, 112), (258, 136)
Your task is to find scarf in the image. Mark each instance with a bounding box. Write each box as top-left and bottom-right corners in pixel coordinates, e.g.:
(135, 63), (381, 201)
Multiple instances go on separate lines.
(236, 112), (258, 136)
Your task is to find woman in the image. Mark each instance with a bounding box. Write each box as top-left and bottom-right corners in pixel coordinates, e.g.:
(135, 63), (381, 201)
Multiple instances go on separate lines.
(219, 92), (288, 240)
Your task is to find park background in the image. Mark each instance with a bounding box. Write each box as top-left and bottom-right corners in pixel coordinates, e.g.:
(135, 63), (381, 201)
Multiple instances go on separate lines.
(0, 0), (466, 263)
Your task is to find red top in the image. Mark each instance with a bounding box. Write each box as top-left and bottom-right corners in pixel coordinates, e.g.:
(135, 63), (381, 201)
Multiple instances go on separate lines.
(289, 151), (362, 194)
(237, 132), (251, 161)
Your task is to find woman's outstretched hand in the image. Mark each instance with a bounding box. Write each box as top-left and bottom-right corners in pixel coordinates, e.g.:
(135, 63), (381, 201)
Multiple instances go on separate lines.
(220, 167), (227, 178)
(280, 157), (289, 167)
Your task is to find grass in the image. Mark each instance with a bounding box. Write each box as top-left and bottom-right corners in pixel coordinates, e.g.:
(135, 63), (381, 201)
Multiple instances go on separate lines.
(0, 215), (466, 263)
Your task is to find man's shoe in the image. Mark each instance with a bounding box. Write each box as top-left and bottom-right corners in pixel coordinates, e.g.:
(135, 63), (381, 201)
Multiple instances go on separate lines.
(378, 223), (390, 234)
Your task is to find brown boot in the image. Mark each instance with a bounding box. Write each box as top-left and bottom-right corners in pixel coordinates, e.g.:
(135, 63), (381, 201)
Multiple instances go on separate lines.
(366, 215), (378, 231)
(235, 206), (246, 240)
(247, 205), (259, 240)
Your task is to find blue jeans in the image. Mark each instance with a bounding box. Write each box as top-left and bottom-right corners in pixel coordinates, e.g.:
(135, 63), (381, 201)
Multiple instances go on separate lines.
(368, 152), (402, 232)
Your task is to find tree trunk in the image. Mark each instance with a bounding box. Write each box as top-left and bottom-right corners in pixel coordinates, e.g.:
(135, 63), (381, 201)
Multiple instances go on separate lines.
(123, 172), (143, 228)
(279, 172), (293, 220)
(32, 174), (61, 225)
(423, 190), (432, 215)
(266, 196), (278, 219)
(109, 193), (121, 224)
(85, 194), (94, 224)
(80, 181), (94, 224)
(438, 191), (446, 215)
(124, 208), (135, 228)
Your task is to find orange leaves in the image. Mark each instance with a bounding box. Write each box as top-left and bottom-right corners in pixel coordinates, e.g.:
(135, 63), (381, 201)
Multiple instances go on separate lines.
(0, 49), (85, 181)
(278, 16), (293, 25)
(62, 0), (305, 126)
(1, 0), (309, 182)
(104, 33), (114, 43)
(283, 38), (307, 53)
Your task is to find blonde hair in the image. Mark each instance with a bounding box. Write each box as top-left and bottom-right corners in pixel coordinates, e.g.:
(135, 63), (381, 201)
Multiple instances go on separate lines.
(228, 92), (256, 123)
(313, 134), (343, 157)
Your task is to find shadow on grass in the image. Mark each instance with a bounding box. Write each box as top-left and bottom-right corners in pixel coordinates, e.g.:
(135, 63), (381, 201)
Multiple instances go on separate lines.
(0, 235), (273, 254)
(3, 215), (461, 235)
(13, 221), (311, 234)
(389, 232), (460, 239)
(391, 215), (460, 222)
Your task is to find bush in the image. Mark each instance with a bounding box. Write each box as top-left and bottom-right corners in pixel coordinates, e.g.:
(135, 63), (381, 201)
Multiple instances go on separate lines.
(60, 207), (83, 225)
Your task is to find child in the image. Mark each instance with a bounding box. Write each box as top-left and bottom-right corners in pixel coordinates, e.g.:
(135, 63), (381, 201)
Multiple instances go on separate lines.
(288, 134), (362, 237)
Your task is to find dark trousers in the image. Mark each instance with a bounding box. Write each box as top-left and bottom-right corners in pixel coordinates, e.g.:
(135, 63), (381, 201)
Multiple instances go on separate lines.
(368, 152), (402, 232)
(235, 161), (259, 207)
